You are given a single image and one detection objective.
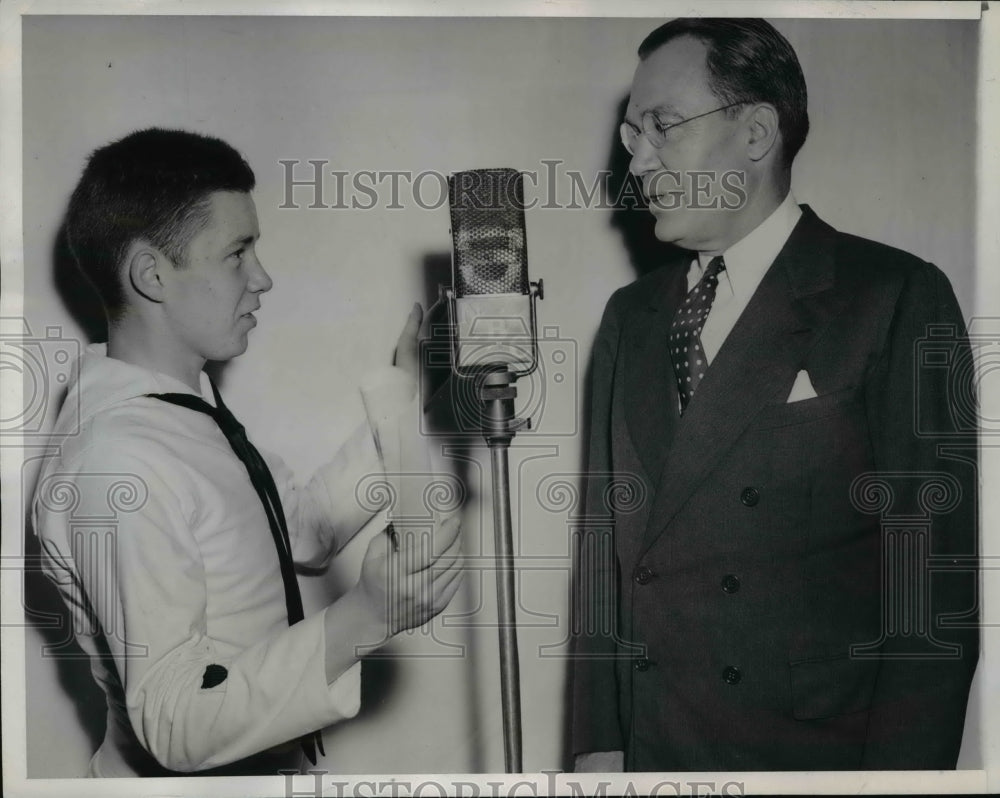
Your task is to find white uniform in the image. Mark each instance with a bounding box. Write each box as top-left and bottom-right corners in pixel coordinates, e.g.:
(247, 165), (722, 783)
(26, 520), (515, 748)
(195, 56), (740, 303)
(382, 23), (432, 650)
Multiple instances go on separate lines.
(33, 345), (410, 776)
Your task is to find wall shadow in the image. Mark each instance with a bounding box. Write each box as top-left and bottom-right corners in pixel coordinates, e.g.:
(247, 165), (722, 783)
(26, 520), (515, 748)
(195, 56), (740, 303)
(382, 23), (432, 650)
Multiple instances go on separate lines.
(415, 250), (487, 771)
(29, 221), (110, 773)
(52, 223), (106, 345)
(22, 510), (107, 769)
(606, 94), (686, 278)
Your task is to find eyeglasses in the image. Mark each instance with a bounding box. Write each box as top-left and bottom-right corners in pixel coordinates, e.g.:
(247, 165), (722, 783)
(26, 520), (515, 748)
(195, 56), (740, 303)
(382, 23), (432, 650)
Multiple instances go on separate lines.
(619, 101), (747, 154)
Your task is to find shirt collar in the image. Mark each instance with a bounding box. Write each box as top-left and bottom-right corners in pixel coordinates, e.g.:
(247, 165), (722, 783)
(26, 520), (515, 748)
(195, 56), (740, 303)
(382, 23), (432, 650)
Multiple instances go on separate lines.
(696, 192), (802, 298)
(71, 343), (217, 424)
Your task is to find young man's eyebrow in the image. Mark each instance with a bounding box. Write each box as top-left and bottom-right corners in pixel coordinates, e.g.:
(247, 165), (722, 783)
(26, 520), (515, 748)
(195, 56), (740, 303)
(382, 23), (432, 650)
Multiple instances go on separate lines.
(226, 234), (257, 249)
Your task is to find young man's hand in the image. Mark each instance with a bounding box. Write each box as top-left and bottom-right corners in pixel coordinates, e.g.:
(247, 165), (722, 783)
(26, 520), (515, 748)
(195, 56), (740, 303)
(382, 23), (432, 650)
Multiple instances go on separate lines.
(393, 302), (424, 382)
(355, 513), (464, 637)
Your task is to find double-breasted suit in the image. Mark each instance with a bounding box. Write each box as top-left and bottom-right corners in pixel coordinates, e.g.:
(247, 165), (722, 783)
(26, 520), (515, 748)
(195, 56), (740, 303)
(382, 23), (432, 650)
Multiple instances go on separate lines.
(571, 206), (978, 770)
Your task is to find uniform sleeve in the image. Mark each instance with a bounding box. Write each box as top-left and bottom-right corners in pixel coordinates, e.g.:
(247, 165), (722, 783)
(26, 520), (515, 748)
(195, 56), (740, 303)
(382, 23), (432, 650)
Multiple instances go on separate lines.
(36, 440), (361, 773)
(861, 262), (979, 768)
(270, 366), (418, 569)
(269, 421), (382, 570)
(571, 294), (627, 757)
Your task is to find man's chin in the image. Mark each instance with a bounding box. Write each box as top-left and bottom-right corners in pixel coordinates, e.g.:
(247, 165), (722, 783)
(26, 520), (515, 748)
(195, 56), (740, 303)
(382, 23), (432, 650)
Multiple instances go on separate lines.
(650, 208), (709, 250)
(650, 212), (685, 246)
(207, 339), (250, 363)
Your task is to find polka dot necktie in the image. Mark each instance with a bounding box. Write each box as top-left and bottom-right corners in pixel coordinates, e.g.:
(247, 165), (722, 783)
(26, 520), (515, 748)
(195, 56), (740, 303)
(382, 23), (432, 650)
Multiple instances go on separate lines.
(670, 255), (726, 413)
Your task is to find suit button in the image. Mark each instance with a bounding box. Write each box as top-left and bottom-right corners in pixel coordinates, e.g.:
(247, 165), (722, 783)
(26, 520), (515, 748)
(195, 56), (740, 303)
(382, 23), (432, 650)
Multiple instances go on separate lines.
(634, 657), (652, 672)
(633, 566), (654, 585)
(721, 574), (741, 594)
(722, 665), (742, 685)
(740, 487), (760, 507)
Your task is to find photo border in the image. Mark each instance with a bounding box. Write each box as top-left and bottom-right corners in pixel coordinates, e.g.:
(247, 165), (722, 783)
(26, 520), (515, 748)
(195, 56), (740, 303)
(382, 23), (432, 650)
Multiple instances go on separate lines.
(2, 1), (996, 795)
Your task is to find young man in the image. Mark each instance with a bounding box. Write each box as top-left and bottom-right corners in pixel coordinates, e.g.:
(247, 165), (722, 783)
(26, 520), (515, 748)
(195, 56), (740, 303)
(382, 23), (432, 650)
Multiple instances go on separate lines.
(572, 19), (978, 771)
(33, 128), (462, 777)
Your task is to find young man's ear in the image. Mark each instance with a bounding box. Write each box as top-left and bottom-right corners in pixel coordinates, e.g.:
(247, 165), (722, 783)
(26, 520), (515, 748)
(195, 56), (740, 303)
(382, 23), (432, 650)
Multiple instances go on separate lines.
(126, 243), (168, 303)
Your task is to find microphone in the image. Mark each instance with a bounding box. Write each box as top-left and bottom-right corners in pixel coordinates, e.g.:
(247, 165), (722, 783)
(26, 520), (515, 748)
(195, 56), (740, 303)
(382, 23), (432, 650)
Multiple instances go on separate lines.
(441, 168), (545, 774)
(445, 168), (544, 377)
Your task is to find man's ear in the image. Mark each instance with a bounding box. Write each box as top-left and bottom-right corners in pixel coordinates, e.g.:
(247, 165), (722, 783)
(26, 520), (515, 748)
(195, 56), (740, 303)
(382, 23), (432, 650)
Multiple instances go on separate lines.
(746, 103), (780, 162)
(126, 244), (168, 303)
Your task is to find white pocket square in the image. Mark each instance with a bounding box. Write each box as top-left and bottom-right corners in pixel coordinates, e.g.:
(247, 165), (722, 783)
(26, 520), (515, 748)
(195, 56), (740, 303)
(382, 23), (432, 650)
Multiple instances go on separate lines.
(786, 369), (818, 403)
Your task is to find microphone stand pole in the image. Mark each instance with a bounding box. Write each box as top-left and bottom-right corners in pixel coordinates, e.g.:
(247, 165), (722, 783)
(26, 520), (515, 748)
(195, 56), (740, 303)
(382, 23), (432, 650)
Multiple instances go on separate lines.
(479, 368), (528, 774)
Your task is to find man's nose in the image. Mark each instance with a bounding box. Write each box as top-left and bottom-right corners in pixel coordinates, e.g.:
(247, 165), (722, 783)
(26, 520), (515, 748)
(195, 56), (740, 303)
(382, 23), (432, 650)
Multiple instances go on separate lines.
(248, 254), (273, 293)
(628, 135), (662, 179)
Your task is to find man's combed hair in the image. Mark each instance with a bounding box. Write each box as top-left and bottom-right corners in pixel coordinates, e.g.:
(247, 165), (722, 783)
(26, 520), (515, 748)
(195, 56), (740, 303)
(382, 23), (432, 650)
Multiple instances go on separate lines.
(65, 128), (256, 320)
(639, 18), (809, 167)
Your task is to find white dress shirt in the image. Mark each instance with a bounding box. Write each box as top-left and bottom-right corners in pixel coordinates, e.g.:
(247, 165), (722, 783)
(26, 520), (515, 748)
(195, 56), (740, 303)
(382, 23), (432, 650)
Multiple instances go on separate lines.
(33, 345), (412, 776)
(688, 192), (802, 363)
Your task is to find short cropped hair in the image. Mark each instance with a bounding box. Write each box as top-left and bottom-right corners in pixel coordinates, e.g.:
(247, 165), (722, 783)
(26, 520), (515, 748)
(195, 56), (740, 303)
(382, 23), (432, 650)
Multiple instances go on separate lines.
(65, 128), (256, 320)
(638, 18), (809, 167)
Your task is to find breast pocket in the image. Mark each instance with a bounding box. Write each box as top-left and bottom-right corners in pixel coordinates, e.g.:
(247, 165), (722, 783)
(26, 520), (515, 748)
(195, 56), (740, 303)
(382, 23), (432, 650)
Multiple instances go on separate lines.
(753, 387), (861, 430)
(736, 386), (873, 550)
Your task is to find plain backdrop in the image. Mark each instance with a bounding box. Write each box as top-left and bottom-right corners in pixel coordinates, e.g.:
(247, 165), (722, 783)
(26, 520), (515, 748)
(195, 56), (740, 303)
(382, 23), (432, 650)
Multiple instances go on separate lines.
(18, 14), (982, 776)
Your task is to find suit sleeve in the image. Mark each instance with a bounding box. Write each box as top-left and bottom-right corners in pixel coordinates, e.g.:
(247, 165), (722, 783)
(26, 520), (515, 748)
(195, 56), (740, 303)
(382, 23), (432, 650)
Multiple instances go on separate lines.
(37, 441), (361, 773)
(571, 294), (627, 757)
(861, 262), (979, 768)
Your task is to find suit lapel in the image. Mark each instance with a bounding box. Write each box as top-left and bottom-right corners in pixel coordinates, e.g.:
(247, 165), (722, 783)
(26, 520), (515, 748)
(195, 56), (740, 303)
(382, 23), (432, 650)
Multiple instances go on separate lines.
(637, 207), (847, 557)
(623, 261), (688, 484)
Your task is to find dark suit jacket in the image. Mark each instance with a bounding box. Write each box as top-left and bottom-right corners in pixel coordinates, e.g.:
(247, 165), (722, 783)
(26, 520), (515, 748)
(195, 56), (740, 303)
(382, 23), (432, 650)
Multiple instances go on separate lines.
(571, 206), (978, 771)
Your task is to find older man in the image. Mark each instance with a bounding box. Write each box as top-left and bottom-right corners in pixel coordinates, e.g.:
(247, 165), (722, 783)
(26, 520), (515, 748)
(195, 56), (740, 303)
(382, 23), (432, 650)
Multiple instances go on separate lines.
(572, 18), (978, 771)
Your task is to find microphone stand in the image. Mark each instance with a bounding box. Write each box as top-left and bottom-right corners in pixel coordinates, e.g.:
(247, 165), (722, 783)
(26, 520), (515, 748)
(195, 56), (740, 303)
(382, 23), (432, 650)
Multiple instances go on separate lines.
(443, 269), (543, 774)
(478, 368), (529, 774)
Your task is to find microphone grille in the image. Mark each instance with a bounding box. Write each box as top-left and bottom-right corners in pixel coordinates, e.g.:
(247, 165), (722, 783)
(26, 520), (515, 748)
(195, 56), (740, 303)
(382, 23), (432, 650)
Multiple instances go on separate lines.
(448, 168), (529, 296)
